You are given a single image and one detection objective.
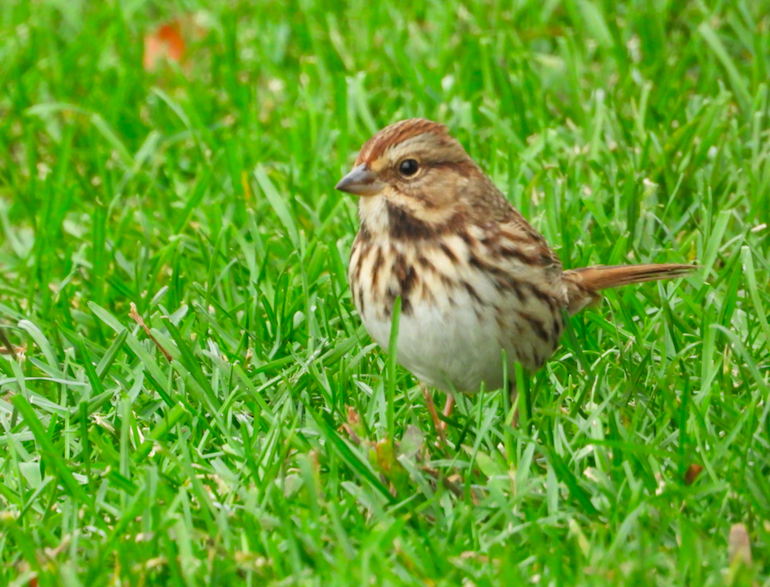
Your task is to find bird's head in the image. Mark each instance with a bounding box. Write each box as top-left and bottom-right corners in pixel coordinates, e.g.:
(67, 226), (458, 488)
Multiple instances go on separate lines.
(336, 119), (498, 237)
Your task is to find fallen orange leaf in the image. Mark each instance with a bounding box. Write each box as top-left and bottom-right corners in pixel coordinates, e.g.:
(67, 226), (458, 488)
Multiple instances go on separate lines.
(684, 464), (703, 485)
(143, 20), (185, 71)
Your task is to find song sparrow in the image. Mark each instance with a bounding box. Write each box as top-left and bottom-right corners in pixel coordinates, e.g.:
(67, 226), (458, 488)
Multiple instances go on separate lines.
(337, 118), (693, 434)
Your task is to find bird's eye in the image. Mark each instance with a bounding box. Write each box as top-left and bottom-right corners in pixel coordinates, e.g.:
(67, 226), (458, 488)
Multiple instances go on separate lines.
(398, 159), (419, 177)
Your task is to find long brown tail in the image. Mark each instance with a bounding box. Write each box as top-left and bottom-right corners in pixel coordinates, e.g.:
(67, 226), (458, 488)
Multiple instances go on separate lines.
(563, 263), (695, 314)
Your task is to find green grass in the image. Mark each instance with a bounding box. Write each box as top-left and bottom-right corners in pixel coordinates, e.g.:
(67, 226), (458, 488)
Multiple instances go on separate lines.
(1, 0), (769, 585)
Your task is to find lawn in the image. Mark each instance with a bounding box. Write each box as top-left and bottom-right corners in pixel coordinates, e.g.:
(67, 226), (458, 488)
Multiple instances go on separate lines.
(1, 0), (769, 585)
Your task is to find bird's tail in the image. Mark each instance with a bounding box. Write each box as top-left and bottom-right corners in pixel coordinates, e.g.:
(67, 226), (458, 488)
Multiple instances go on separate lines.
(563, 263), (695, 315)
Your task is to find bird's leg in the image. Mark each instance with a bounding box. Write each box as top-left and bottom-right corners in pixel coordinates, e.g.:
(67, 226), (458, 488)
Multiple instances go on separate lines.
(420, 382), (447, 444)
(439, 394), (455, 431)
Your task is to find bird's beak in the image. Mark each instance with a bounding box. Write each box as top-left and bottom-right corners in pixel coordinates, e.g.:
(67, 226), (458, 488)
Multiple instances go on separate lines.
(335, 164), (385, 196)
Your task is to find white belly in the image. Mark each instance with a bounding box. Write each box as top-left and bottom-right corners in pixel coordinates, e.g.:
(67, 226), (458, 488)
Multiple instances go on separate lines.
(361, 292), (514, 393)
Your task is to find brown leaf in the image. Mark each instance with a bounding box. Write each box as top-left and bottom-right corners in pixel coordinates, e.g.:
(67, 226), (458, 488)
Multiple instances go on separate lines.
(684, 464), (703, 485)
(143, 20), (185, 71)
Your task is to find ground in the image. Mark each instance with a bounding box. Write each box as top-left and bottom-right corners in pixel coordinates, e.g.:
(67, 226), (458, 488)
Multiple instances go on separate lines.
(1, 1), (769, 585)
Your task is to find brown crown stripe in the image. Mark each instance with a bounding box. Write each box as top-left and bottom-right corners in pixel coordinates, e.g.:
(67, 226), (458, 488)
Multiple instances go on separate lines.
(356, 119), (449, 165)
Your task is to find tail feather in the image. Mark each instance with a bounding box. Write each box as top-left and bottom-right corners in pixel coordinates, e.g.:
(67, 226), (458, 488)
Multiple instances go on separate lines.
(563, 263), (695, 314)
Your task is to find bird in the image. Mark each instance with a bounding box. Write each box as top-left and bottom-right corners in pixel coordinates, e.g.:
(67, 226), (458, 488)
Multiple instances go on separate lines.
(336, 118), (694, 438)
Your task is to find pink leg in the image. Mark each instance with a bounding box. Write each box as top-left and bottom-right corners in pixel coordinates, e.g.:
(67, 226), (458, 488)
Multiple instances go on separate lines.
(420, 383), (447, 444)
(440, 395), (455, 430)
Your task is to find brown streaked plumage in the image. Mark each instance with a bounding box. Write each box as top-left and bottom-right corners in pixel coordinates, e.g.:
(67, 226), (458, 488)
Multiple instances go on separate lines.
(337, 118), (695, 434)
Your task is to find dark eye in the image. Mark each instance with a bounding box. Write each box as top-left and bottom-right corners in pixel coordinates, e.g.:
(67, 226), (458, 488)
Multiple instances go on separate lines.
(398, 159), (419, 177)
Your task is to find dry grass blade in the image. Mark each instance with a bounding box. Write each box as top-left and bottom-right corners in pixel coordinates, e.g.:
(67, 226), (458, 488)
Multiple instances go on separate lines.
(128, 302), (172, 362)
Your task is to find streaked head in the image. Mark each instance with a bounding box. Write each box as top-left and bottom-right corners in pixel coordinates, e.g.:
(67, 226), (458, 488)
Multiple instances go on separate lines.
(335, 119), (480, 223)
